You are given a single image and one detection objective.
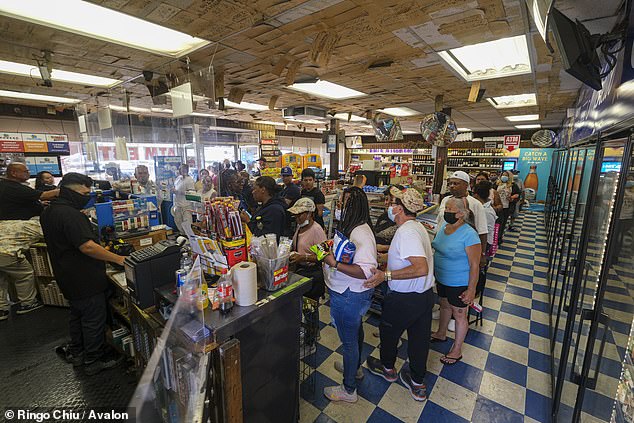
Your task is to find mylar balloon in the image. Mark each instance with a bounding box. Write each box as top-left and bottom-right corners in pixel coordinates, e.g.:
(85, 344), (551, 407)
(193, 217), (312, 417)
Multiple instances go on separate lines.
(372, 117), (403, 142)
(531, 129), (557, 147)
(419, 112), (458, 147)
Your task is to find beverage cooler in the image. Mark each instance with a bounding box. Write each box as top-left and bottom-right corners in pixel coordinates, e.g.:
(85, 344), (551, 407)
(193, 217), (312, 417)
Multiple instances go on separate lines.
(545, 133), (634, 422)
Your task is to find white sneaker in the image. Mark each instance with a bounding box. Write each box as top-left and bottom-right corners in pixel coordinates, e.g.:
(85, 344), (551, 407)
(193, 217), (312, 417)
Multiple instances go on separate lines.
(323, 385), (358, 403)
(448, 319), (456, 332)
(432, 309), (440, 320)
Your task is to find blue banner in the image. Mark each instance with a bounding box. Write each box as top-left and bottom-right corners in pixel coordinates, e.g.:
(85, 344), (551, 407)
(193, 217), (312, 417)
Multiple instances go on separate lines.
(518, 149), (553, 202)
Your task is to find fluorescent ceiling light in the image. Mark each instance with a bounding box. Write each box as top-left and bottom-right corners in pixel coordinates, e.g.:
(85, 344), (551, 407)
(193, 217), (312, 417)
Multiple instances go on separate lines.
(224, 100), (268, 111)
(378, 107), (419, 117)
(402, 130), (418, 134)
(288, 80), (366, 100)
(0, 59), (120, 87)
(333, 113), (367, 122)
(257, 120), (285, 126)
(438, 35), (532, 81)
(190, 112), (216, 117)
(515, 124), (541, 129)
(0, 89), (80, 104)
(487, 93), (537, 109)
(0, 0), (210, 57)
(458, 128), (472, 132)
(505, 114), (539, 122)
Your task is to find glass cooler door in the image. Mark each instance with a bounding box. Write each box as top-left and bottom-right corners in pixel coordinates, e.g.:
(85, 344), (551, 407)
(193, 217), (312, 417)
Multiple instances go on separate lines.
(553, 139), (630, 421)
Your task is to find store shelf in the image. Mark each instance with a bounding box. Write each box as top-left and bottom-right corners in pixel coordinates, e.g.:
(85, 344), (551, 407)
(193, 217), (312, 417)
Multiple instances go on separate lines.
(447, 166), (502, 170)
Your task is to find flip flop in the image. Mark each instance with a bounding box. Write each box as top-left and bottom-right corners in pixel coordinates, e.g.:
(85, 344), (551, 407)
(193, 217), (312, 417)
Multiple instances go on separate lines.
(430, 336), (447, 343)
(440, 355), (463, 365)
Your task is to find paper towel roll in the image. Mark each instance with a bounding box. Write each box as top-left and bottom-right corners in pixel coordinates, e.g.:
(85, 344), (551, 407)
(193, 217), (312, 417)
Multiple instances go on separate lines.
(232, 261), (258, 306)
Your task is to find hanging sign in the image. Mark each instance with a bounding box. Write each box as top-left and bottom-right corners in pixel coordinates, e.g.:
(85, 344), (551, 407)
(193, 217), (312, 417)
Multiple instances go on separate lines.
(22, 133), (49, 153)
(0, 132), (24, 152)
(503, 135), (521, 151)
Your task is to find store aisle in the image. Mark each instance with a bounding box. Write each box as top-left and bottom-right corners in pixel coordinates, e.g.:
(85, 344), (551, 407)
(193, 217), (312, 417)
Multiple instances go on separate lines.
(300, 211), (554, 423)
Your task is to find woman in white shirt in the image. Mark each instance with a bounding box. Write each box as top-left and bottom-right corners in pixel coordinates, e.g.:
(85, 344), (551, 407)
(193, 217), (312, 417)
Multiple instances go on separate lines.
(322, 187), (377, 403)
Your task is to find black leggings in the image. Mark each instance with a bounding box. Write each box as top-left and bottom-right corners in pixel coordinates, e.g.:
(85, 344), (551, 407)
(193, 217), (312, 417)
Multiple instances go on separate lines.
(498, 208), (510, 242)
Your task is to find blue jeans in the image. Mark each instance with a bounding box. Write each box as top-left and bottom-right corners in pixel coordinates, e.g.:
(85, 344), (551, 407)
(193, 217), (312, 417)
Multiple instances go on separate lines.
(329, 287), (373, 393)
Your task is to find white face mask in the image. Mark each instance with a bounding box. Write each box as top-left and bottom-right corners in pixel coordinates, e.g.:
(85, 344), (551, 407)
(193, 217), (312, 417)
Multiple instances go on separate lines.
(298, 219), (310, 228)
(334, 209), (342, 220)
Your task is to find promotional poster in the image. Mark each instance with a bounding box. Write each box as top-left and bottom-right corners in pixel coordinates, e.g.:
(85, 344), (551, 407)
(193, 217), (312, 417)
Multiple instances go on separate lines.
(518, 148), (553, 202)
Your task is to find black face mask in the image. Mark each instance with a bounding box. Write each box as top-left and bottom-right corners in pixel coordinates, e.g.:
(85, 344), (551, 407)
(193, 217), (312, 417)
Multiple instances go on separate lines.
(444, 211), (459, 224)
(60, 186), (92, 210)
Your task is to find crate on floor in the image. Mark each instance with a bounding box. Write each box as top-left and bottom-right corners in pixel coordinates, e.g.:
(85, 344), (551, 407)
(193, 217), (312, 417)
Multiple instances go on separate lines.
(37, 279), (69, 307)
(29, 244), (54, 277)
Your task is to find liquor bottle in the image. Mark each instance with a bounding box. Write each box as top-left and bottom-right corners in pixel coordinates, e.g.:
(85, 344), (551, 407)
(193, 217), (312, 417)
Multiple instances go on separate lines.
(525, 165), (539, 195)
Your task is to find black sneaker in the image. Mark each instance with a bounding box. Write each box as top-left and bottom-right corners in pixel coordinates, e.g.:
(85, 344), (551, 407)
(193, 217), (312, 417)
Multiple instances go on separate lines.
(0, 310), (8, 321)
(16, 301), (44, 315)
(399, 368), (427, 402)
(84, 352), (124, 376)
(366, 356), (397, 382)
(54, 344), (85, 367)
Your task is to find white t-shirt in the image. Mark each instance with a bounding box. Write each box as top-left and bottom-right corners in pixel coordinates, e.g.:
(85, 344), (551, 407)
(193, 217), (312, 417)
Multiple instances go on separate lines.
(324, 223), (377, 294)
(436, 195), (488, 237)
(482, 201), (497, 245)
(387, 220), (434, 293)
(173, 175), (195, 207)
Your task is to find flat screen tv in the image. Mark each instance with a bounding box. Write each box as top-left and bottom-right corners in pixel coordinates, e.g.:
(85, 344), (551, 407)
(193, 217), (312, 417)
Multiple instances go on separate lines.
(549, 7), (603, 90)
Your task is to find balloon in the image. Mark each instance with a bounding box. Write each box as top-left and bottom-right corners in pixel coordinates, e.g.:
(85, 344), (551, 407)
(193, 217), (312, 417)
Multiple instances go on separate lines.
(419, 112), (458, 147)
(531, 129), (557, 147)
(372, 117), (403, 142)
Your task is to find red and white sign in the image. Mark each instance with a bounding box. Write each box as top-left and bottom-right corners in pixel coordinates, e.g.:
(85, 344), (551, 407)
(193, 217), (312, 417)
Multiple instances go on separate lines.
(504, 135), (521, 151)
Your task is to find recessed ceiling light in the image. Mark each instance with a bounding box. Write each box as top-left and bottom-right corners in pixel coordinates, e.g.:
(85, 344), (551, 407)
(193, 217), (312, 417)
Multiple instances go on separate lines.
(505, 114), (539, 122)
(515, 124), (541, 129)
(333, 113), (367, 122)
(0, 89), (80, 104)
(0, 0), (210, 57)
(224, 100), (268, 111)
(257, 120), (285, 126)
(487, 93), (537, 109)
(438, 35), (532, 81)
(0, 60), (121, 88)
(288, 80), (366, 100)
(378, 107), (419, 117)
(458, 128), (472, 132)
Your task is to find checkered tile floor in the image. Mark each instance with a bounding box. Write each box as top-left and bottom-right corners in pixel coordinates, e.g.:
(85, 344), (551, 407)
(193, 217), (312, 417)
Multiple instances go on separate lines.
(299, 211), (554, 423)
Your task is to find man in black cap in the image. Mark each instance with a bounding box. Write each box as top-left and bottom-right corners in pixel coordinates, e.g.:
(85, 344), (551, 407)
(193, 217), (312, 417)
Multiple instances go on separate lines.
(0, 162), (59, 220)
(41, 173), (126, 375)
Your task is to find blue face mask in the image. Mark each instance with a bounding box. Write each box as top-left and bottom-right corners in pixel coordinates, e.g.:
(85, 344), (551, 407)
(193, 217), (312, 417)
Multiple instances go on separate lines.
(500, 176), (509, 183)
(387, 206), (399, 222)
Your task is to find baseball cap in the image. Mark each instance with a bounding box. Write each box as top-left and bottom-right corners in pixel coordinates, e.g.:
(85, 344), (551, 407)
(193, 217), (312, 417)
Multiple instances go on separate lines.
(281, 166), (293, 176)
(389, 186), (426, 213)
(448, 171), (470, 184)
(287, 197), (316, 215)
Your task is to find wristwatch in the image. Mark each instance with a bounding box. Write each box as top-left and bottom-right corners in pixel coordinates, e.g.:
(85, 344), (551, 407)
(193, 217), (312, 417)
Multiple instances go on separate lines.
(384, 271), (392, 282)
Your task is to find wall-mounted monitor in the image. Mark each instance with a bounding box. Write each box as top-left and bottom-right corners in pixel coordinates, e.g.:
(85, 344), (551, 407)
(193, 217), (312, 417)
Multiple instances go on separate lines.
(503, 160), (517, 171)
(600, 161), (622, 173)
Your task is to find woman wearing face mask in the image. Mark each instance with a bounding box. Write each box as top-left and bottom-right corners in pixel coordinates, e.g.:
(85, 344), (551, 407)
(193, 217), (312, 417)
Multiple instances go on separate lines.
(240, 176), (287, 240)
(496, 171), (521, 244)
(475, 172), (503, 215)
(374, 185), (405, 245)
(430, 198), (481, 365)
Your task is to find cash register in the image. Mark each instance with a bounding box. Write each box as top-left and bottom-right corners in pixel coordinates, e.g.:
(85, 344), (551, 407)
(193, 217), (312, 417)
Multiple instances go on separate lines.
(124, 240), (181, 308)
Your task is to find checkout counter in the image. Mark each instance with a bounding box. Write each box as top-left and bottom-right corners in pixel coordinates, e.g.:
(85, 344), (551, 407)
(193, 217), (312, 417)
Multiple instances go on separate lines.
(112, 240), (311, 423)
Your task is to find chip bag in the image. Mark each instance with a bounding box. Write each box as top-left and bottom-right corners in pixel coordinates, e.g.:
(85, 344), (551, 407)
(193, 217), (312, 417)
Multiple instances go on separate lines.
(310, 240), (333, 261)
(333, 230), (356, 264)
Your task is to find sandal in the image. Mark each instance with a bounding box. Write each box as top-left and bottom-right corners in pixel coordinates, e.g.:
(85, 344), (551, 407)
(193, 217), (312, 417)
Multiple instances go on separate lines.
(430, 336), (447, 343)
(440, 355), (463, 365)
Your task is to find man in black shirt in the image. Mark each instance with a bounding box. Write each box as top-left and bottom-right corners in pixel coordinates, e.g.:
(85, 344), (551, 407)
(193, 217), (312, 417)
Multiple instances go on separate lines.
(41, 173), (126, 375)
(300, 168), (326, 228)
(0, 162), (59, 220)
